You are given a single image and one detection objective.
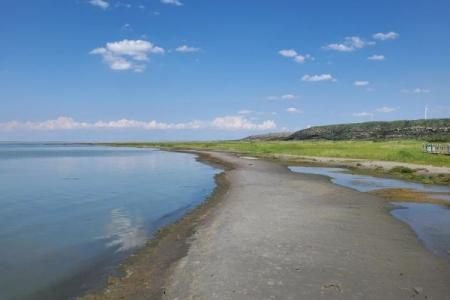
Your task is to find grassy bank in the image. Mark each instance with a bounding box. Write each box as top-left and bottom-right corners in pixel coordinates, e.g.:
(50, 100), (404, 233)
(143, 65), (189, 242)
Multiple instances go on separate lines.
(113, 140), (450, 167)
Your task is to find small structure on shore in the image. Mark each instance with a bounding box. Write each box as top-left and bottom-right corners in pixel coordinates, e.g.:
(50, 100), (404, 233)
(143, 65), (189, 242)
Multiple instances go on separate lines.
(423, 143), (450, 155)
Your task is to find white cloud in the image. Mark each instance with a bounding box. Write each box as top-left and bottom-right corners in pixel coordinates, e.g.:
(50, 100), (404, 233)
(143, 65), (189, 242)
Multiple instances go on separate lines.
(325, 43), (353, 52)
(375, 106), (396, 113)
(402, 88), (431, 94)
(293, 54), (313, 63)
(324, 36), (367, 52)
(353, 112), (373, 118)
(0, 116), (202, 131)
(1, 116), (276, 131)
(267, 94), (299, 100)
(413, 88), (430, 94)
(161, 0), (183, 6)
(175, 45), (201, 53)
(211, 116), (276, 130)
(89, 0), (109, 9)
(278, 49), (297, 58)
(281, 94), (298, 100)
(238, 110), (253, 115)
(301, 74), (336, 82)
(354, 80), (369, 86)
(373, 31), (399, 41)
(286, 107), (300, 113)
(353, 106), (396, 118)
(368, 54), (385, 61)
(278, 49), (312, 63)
(90, 39), (164, 72)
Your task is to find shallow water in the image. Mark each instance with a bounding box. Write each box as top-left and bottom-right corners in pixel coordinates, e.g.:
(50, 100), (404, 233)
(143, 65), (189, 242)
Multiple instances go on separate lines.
(289, 166), (450, 261)
(391, 203), (450, 260)
(0, 144), (220, 300)
(288, 166), (450, 193)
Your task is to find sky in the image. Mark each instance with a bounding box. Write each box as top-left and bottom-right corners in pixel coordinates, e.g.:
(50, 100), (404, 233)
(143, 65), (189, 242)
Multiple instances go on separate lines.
(1, 0), (449, 141)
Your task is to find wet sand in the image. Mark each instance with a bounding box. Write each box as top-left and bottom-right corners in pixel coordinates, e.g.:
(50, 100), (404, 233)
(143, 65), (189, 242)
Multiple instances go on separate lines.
(273, 154), (450, 175)
(82, 151), (450, 299)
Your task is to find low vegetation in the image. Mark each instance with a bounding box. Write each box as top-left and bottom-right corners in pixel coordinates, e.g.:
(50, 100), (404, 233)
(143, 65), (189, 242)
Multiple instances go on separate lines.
(286, 118), (450, 141)
(105, 140), (450, 185)
(117, 140), (450, 167)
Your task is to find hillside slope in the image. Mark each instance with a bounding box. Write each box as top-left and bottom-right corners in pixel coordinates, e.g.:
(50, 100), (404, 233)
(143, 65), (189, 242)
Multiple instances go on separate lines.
(286, 119), (450, 141)
(242, 132), (293, 141)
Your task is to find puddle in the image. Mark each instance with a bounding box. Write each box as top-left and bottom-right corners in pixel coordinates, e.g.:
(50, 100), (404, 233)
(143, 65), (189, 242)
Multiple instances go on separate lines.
(289, 167), (450, 194)
(391, 203), (450, 260)
(289, 166), (450, 261)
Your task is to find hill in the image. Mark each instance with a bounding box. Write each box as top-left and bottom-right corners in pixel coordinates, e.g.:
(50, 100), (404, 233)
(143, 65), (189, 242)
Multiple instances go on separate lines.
(286, 119), (450, 141)
(242, 131), (293, 141)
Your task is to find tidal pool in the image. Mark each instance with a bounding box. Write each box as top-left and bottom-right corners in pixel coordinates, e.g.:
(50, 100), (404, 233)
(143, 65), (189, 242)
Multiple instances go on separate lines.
(289, 166), (450, 261)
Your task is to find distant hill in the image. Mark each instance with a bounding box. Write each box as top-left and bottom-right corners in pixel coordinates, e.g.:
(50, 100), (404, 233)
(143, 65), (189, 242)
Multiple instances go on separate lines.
(242, 131), (293, 141)
(286, 119), (450, 141)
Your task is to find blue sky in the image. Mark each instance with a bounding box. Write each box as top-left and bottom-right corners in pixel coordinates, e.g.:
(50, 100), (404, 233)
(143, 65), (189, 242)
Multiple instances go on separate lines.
(1, 0), (449, 141)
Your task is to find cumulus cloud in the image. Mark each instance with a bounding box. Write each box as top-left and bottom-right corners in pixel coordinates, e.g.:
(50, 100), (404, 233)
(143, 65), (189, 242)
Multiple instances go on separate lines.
(89, 0), (109, 9)
(301, 74), (336, 82)
(375, 106), (396, 113)
(324, 36), (367, 52)
(0, 116), (202, 131)
(354, 80), (369, 86)
(267, 94), (299, 100)
(278, 49), (297, 58)
(161, 0), (183, 6)
(0, 116), (276, 131)
(175, 45), (200, 53)
(373, 32), (399, 41)
(211, 116), (276, 130)
(90, 39), (164, 72)
(278, 49), (313, 63)
(286, 107), (300, 113)
(368, 54), (385, 61)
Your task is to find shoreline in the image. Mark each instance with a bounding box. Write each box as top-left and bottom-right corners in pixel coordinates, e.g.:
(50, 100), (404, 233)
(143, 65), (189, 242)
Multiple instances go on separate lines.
(103, 142), (449, 185)
(81, 149), (450, 299)
(80, 151), (235, 299)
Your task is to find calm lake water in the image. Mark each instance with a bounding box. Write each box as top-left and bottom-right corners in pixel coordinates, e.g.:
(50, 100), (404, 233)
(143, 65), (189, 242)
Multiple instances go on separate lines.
(0, 144), (220, 300)
(289, 166), (450, 261)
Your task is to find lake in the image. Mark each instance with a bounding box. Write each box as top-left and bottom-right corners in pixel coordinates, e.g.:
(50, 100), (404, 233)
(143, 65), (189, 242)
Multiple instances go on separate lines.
(0, 144), (220, 300)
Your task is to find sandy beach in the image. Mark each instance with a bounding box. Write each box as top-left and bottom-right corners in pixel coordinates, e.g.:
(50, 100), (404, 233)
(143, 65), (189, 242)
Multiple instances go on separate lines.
(83, 151), (450, 300)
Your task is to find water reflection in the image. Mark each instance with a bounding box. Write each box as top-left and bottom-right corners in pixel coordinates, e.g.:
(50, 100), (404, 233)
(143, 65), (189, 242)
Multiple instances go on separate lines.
(105, 209), (147, 252)
(0, 145), (220, 300)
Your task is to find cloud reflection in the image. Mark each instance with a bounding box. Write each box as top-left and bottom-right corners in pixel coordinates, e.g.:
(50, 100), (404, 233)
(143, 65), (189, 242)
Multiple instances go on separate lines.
(105, 208), (146, 251)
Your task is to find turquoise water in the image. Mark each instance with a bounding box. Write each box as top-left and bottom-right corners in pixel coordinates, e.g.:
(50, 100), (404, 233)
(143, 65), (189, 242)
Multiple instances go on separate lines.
(0, 144), (220, 300)
(289, 166), (450, 261)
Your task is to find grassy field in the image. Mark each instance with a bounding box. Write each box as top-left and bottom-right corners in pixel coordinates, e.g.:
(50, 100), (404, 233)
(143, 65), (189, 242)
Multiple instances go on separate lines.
(115, 140), (450, 167)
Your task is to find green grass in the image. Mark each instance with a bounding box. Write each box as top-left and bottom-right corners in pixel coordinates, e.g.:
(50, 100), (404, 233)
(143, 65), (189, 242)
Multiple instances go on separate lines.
(110, 140), (450, 167)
